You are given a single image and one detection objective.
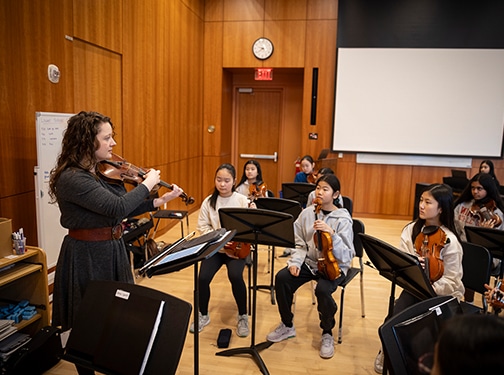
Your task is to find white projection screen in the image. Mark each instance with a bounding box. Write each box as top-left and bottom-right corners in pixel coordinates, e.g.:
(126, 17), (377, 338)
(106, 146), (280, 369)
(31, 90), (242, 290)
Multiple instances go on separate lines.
(332, 0), (504, 159)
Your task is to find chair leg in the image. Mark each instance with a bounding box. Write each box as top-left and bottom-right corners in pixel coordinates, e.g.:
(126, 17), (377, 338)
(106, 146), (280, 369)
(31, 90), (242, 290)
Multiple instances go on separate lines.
(338, 286), (345, 344)
(360, 271), (366, 318)
(311, 280), (316, 305)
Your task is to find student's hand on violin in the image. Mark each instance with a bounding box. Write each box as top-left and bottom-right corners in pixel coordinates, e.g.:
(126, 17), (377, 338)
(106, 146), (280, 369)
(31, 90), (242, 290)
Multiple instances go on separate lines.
(142, 168), (161, 191)
(154, 184), (183, 207)
(417, 256), (426, 270)
(481, 218), (497, 228)
(484, 283), (495, 303)
(313, 220), (334, 235)
(288, 265), (300, 277)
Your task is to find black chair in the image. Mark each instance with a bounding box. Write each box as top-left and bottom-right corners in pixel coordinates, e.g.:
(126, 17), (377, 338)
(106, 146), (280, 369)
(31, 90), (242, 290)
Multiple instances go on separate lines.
(379, 295), (462, 375)
(342, 196), (353, 217)
(336, 218), (365, 343)
(460, 241), (492, 314)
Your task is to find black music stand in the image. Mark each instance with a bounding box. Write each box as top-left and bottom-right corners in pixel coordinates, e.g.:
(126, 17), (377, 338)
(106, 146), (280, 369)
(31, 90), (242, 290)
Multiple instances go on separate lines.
(64, 280), (192, 375)
(140, 228), (235, 375)
(254, 197), (302, 304)
(359, 233), (436, 320)
(359, 233), (436, 375)
(216, 208), (295, 375)
(465, 226), (504, 279)
(281, 182), (315, 207)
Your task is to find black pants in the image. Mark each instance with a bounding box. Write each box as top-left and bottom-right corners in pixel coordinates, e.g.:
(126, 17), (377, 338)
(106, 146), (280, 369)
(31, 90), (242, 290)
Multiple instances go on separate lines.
(198, 252), (247, 315)
(274, 263), (344, 332)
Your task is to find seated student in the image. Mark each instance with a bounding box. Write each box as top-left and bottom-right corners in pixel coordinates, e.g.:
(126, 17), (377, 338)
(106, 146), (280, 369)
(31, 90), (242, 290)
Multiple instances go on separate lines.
(189, 163), (250, 337)
(306, 168), (345, 209)
(454, 173), (504, 242)
(479, 159), (500, 190)
(454, 173), (504, 302)
(430, 314), (504, 375)
(235, 159), (267, 204)
(294, 155), (316, 183)
(266, 174), (354, 359)
(374, 184), (464, 374)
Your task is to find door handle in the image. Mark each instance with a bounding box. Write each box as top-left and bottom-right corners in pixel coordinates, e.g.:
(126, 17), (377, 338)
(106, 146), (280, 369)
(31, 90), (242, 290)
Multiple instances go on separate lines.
(240, 152), (277, 162)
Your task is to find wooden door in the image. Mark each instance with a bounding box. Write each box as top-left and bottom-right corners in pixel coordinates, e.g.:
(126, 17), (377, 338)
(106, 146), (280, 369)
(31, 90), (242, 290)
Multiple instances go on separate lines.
(234, 88), (282, 196)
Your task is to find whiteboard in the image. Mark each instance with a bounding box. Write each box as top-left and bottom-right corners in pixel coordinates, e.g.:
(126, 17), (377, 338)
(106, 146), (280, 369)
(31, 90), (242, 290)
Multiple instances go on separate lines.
(34, 112), (73, 269)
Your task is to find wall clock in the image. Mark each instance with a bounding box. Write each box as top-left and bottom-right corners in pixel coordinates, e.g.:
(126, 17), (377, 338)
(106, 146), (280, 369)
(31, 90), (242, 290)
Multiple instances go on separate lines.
(252, 37), (274, 60)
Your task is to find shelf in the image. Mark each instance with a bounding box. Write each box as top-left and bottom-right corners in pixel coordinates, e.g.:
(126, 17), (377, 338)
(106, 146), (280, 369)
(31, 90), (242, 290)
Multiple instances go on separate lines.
(14, 313), (41, 331)
(0, 263), (43, 288)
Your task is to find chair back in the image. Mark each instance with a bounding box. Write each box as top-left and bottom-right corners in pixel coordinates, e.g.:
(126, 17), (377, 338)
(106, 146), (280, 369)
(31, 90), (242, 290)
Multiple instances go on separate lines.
(461, 241), (492, 295)
(342, 196), (353, 216)
(352, 219), (365, 258)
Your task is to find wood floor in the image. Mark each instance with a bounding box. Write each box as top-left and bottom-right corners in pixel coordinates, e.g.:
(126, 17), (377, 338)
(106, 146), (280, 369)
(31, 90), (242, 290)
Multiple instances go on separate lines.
(45, 214), (416, 375)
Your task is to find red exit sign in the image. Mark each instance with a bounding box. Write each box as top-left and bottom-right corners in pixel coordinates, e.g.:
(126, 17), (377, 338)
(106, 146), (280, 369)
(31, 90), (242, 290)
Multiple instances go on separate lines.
(254, 68), (273, 81)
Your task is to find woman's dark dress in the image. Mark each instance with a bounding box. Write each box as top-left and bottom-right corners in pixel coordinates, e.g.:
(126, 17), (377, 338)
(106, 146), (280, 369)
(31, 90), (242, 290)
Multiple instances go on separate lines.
(52, 168), (155, 331)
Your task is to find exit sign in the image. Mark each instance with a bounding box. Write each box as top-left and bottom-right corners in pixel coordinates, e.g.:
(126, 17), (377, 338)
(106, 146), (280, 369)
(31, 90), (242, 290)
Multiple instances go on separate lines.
(255, 68), (273, 81)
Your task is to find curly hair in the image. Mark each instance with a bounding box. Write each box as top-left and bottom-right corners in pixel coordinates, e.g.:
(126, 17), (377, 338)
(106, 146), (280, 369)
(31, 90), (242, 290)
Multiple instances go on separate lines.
(48, 111), (113, 202)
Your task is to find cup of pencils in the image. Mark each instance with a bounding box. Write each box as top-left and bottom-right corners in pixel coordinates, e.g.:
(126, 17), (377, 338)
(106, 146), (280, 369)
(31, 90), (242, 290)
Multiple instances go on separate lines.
(12, 229), (26, 255)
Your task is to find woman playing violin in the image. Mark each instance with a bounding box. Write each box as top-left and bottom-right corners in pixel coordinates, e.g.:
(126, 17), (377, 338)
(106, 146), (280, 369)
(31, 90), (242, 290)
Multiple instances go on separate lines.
(267, 174), (354, 359)
(454, 172), (504, 242)
(48, 111), (182, 375)
(374, 184), (463, 374)
(235, 159), (267, 204)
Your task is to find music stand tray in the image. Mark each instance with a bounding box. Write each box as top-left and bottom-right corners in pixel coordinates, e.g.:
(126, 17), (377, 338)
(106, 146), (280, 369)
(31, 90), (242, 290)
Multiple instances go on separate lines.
(254, 198), (302, 304)
(359, 233), (436, 319)
(281, 182), (316, 207)
(217, 208), (295, 375)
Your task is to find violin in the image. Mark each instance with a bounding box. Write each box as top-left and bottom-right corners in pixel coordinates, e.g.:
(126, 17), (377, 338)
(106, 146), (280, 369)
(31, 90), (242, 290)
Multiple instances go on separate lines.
(97, 153), (195, 205)
(224, 241), (251, 259)
(488, 280), (504, 309)
(307, 171), (318, 184)
(248, 181), (268, 203)
(470, 199), (503, 227)
(313, 198), (340, 280)
(414, 226), (447, 283)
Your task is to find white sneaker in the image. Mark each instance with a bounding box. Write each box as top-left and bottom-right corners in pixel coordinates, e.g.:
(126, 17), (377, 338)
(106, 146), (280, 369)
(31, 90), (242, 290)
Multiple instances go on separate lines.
(266, 322), (296, 342)
(319, 333), (334, 359)
(189, 312), (210, 333)
(237, 314), (249, 337)
(374, 349), (384, 374)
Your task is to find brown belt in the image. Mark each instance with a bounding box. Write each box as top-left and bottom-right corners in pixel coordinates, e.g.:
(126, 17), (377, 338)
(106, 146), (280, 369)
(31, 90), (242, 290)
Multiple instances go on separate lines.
(68, 225), (123, 241)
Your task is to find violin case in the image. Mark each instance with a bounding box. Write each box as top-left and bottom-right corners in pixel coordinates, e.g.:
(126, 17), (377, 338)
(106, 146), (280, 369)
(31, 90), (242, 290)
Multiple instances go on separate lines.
(1, 326), (63, 375)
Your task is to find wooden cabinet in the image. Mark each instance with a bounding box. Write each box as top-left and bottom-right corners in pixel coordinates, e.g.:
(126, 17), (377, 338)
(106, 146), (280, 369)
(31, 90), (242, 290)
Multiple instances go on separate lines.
(0, 247), (50, 336)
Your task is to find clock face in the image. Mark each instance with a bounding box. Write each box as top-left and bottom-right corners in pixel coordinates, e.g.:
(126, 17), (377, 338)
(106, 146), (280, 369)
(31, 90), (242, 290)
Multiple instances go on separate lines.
(252, 38), (274, 60)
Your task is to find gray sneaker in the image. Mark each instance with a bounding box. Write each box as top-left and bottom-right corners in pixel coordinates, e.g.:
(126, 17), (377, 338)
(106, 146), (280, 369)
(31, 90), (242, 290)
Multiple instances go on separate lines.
(237, 314), (249, 337)
(374, 349), (384, 374)
(266, 322), (296, 342)
(189, 312), (210, 333)
(319, 333), (334, 359)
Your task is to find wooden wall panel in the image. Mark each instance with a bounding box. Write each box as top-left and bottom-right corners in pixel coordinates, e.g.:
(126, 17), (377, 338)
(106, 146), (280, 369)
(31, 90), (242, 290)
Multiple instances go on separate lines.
(205, 0), (224, 21)
(302, 19), (337, 157)
(224, 0), (265, 21)
(265, 20), (306, 67)
(307, 0), (338, 19)
(265, 0), (307, 20)
(0, 0), (73, 244)
(73, 41), (123, 153)
(73, 0), (123, 53)
(354, 164), (413, 218)
(223, 21), (264, 67)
